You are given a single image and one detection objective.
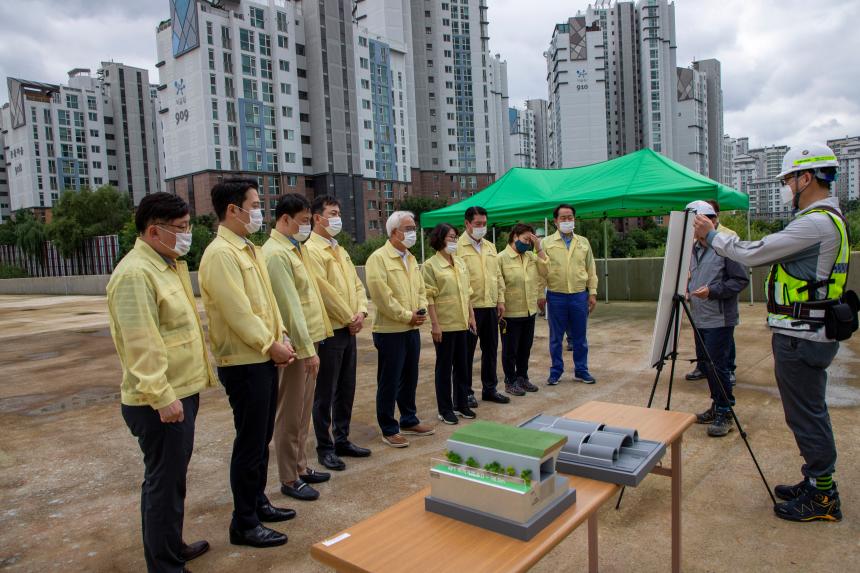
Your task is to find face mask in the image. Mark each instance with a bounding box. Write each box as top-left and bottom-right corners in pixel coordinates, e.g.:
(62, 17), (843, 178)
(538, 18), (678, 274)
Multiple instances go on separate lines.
(159, 227), (193, 257)
(402, 230), (417, 248)
(514, 240), (531, 254)
(470, 226), (487, 240)
(559, 221), (575, 234)
(293, 224), (312, 242)
(779, 185), (794, 206)
(324, 216), (343, 237)
(445, 241), (458, 254)
(239, 207), (264, 233)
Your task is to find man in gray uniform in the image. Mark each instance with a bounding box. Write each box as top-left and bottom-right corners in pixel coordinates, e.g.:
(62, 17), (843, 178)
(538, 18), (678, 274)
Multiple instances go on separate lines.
(694, 143), (850, 522)
(686, 201), (748, 438)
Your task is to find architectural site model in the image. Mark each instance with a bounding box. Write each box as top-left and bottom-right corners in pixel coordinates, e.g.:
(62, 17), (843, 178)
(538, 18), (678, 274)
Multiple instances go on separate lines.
(424, 420), (576, 541)
(519, 414), (666, 487)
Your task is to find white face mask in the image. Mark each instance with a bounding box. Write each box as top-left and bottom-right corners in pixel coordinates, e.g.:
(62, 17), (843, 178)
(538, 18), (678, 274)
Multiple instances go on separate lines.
(293, 223), (312, 242)
(402, 230), (417, 248)
(779, 185), (794, 207)
(239, 207), (264, 234)
(159, 227), (193, 257)
(559, 221), (575, 234)
(470, 226), (487, 240)
(324, 216), (343, 237)
(445, 241), (458, 254)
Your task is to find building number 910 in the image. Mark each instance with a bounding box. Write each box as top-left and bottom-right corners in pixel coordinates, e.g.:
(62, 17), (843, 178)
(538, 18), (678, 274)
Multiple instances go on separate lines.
(175, 109), (189, 125)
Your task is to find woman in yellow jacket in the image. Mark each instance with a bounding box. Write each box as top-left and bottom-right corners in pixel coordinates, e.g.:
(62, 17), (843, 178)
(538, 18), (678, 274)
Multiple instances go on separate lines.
(422, 223), (478, 425)
(497, 223), (548, 395)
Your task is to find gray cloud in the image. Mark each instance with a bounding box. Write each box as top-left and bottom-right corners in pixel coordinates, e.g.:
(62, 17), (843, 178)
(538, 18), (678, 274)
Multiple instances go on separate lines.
(1, 0), (857, 149)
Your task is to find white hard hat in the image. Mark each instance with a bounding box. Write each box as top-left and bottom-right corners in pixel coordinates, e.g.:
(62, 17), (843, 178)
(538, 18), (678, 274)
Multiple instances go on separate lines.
(686, 200), (716, 216)
(776, 143), (839, 180)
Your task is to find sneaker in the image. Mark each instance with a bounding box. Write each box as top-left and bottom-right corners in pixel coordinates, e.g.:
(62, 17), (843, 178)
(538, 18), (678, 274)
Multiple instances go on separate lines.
(707, 411), (734, 437)
(400, 423), (435, 436)
(454, 407), (476, 419)
(774, 486), (842, 522)
(382, 433), (410, 448)
(517, 377), (539, 392)
(438, 411), (459, 425)
(505, 380), (526, 396)
(546, 376), (560, 386)
(481, 390), (511, 404)
(574, 371), (596, 384)
(467, 394), (479, 409)
(695, 403), (716, 425)
(686, 367), (706, 381)
(775, 478), (813, 502)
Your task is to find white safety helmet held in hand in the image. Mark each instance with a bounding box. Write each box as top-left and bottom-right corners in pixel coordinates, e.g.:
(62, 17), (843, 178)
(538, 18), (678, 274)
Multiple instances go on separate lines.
(776, 143), (839, 180)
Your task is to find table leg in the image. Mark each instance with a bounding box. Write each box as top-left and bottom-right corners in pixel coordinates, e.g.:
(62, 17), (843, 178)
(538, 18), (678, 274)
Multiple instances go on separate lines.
(671, 436), (682, 573)
(588, 513), (598, 573)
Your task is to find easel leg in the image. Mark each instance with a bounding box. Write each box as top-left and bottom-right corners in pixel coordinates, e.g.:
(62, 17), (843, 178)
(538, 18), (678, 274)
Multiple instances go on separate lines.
(671, 436), (682, 573)
(588, 512), (599, 573)
(665, 299), (683, 410)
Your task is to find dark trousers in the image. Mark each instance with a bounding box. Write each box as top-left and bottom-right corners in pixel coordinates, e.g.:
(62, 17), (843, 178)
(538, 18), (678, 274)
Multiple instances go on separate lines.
(373, 330), (421, 436)
(772, 333), (840, 479)
(547, 290), (590, 378)
(434, 329), (471, 414)
(218, 360), (278, 530)
(466, 306), (499, 394)
(122, 394), (199, 573)
(695, 326), (736, 410)
(501, 315), (536, 382)
(313, 328), (358, 455)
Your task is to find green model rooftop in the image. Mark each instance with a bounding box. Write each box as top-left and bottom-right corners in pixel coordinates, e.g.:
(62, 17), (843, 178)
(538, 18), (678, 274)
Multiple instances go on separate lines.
(451, 421), (567, 459)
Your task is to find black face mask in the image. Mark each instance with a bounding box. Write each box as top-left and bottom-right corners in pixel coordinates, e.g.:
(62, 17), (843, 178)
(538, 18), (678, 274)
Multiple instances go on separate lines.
(514, 240), (531, 254)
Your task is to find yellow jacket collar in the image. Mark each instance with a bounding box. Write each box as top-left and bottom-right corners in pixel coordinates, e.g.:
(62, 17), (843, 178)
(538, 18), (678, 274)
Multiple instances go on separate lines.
(133, 238), (172, 271)
(217, 225), (254, 250)
(432, 251), (453, 268)
(270, 228), (299, 252)
(384, 240), (410, 259)
(308, 231), (335, 250)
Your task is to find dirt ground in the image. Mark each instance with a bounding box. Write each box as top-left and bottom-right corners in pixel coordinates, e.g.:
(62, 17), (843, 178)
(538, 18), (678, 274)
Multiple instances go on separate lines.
(0, 295), (858, 572)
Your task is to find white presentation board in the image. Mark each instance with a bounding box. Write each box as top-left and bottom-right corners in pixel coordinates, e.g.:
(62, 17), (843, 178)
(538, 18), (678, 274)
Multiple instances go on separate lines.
(648, 210), (695, 368)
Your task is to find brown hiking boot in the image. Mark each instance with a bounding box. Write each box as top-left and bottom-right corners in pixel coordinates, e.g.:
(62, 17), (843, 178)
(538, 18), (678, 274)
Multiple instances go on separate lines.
(400, 423), (435, 436)
(382, 433), (409, 448)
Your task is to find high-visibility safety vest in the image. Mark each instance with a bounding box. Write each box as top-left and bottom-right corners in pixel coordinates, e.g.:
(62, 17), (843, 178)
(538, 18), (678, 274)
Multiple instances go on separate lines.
(766, 207), (850, 330)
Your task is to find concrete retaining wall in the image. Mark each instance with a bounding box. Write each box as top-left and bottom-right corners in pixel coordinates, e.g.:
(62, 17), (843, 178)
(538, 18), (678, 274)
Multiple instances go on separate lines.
(2, 253), (859, 302)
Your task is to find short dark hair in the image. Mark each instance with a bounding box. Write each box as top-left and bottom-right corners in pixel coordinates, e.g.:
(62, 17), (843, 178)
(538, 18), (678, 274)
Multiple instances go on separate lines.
(706, 200), (720, 213)
(275, 193), (310, 220)
(311, 195), (341, 217)
(135, 192), (189, 233)
(211, 178), (257, 221)
(429, 223), (456, 251)
(508, 223), (535, 244)
(465, 206), (488, 222)
(553, 204), (576, 219)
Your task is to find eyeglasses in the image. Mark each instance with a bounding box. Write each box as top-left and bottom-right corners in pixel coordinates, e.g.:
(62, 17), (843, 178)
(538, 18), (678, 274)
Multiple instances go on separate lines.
(158, 223), (193, 234)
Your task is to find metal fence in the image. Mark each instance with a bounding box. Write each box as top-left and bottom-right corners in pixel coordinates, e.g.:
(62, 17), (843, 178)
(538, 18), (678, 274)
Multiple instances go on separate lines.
(0, 235), (119, 277)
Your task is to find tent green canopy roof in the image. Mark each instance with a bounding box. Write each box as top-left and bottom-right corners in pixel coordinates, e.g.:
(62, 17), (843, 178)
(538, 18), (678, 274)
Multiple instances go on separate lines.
(420, 148), (749, 228)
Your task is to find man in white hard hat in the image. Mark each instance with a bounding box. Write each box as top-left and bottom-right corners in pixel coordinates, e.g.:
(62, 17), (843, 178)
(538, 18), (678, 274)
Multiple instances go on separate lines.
(693, 143), (852, 522)
(684, 201), (749, 438)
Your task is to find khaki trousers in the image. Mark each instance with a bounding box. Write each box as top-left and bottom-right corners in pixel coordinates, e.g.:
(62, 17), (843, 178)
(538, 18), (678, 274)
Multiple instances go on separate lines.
(275, 345), (318, 484)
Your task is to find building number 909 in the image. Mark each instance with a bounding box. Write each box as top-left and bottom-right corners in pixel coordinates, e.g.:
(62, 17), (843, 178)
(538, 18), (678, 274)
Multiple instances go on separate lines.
(175, 109), (189, 125)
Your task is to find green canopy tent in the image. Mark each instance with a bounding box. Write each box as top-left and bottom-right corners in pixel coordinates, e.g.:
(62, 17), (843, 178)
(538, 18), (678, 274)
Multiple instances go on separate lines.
(419, 148), (749, 301)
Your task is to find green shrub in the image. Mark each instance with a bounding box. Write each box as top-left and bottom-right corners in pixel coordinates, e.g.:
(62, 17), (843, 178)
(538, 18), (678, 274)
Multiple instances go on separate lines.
(0, 264), (28, 279)
(445, 450), (462, 465)
(465, 457), (479, 469)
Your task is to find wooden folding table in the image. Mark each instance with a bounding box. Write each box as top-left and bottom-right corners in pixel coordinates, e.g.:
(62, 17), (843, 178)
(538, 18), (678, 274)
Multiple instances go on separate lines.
(311, 401), (695, 572)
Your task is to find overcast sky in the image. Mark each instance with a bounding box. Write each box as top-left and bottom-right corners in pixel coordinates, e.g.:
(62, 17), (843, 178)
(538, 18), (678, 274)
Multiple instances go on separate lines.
(1, 0), (858, 149)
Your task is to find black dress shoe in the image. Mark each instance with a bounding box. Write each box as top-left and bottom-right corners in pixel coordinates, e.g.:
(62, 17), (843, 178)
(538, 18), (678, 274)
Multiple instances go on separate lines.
(281, 478), (320, 501)
(481, 390), (510, 404)
(467, 394), (479, 409)
(180, 540), (210, 562)
(300, 467), (331, 483)
(229, 525), (287, 548)
(257, 502), (296, 523)
(318, 452), (347, 471)
(335, 442), (372, 458)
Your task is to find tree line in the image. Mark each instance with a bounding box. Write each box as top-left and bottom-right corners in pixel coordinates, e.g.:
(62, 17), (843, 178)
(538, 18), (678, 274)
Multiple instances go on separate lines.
(2, 187), (859, 278)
